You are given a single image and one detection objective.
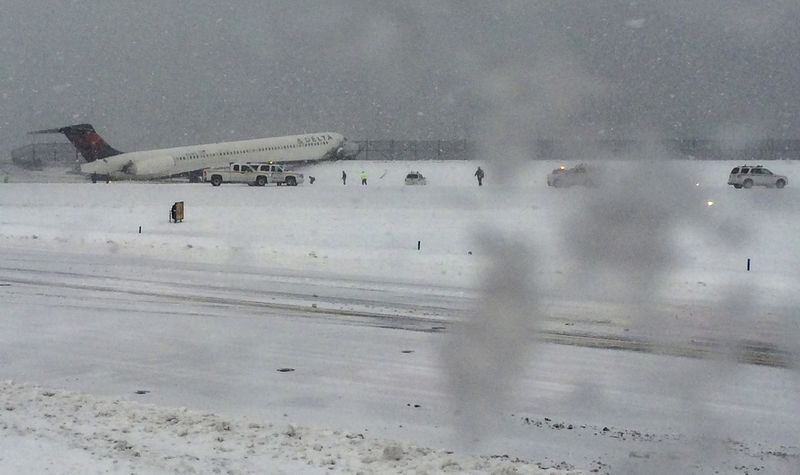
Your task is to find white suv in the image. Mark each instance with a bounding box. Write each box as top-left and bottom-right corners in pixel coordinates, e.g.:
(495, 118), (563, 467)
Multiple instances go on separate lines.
(728, 165), (788, 189)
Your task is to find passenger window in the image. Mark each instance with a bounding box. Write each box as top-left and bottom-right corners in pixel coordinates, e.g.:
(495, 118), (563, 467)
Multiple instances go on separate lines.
(233, 165), (239, 172)
(741, 168), (749, 174)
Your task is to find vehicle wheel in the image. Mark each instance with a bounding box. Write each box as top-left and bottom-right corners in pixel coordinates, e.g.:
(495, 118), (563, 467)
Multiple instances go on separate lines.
(743, 179), (753, 189)
(776, 179), (786, 189)
(255, 175), (267, 186)
(286, 176), (297, 186)
(210, 175), (222, 186)
(733, 184), (742, 189)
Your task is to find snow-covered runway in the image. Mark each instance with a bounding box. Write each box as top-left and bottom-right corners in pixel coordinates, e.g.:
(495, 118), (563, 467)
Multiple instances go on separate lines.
(2, 160), (799, 473)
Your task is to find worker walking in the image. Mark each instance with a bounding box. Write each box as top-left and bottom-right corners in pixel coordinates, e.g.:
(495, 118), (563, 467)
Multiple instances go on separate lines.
(342, 170), (347, 185)
(474, 166), (485, 186)
(360, 170), (368, 185)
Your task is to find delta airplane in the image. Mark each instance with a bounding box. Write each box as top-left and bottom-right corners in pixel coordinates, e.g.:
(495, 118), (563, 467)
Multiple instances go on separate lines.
(31, 124), (352, 181)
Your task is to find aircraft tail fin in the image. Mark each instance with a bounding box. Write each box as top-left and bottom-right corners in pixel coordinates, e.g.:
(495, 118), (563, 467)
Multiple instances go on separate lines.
(29, 124), (122, 162)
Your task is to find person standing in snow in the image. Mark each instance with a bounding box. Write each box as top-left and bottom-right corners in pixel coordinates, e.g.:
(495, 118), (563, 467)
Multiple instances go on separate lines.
(474, 166), (485, 186)
(342, 170), (347, 185)
(360, 170), (368, 185)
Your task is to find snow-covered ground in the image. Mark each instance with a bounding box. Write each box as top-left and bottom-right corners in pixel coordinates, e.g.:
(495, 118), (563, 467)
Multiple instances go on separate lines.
(1, 159), (799, 473)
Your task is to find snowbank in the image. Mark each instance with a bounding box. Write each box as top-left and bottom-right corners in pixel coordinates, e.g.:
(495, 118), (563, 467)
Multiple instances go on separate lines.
(0, 381), (580, 474)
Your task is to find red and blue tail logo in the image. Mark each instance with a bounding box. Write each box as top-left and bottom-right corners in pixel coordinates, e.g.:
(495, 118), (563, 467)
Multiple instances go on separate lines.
(30, 124), (121, 162)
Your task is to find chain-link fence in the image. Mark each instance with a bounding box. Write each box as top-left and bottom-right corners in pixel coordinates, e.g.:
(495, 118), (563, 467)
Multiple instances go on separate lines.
(351, 140), (474, 161)
(350, 138), (800, 161)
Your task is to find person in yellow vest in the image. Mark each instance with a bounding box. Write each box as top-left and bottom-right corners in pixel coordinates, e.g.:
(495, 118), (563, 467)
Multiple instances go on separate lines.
(360, 170), (368, 185)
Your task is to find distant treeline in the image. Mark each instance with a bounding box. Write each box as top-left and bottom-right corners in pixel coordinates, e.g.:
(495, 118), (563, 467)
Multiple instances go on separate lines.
(9, 142), (79, 169)
(8, 138), (800, 169)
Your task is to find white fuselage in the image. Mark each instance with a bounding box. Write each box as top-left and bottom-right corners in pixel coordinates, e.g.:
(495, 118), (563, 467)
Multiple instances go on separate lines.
(81, 132), (346, 179)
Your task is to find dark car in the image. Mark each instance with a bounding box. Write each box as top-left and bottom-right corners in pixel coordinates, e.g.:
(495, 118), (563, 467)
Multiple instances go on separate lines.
(404, 171), (427, 185)
(547, 164), (593, 187)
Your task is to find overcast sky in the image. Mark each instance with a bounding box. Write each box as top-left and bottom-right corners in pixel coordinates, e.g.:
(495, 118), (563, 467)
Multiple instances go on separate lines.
(1, 1), (799, 151)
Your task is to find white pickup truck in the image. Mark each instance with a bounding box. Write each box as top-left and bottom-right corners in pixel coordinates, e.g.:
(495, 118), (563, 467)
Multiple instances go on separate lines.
(202, 162), (304, 186)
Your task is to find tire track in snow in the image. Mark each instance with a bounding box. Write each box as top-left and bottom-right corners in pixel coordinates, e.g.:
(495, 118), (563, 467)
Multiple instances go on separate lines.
(1, 272), (791, 367)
